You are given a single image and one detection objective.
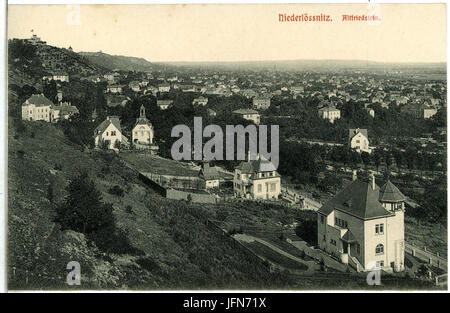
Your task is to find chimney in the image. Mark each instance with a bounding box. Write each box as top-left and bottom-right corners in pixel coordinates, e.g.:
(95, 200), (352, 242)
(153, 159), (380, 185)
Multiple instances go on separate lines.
(352, 170), (357, 181)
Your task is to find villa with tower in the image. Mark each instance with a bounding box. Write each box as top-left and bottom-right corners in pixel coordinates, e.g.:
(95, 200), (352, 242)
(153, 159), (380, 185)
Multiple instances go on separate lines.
(317, 172), (406, 273)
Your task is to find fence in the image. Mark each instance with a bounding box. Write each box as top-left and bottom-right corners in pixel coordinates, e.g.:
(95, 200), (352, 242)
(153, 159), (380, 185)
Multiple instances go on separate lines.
(435, 273), (447, 287)
(405, 243), (447, 272)
(166, 188), (218, 204)
(142, 172), (205, 190)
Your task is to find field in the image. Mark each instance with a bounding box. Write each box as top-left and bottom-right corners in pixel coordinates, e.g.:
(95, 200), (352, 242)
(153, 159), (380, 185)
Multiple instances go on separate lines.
(120, 151), (199, 176)
(404, 216), (447, 257)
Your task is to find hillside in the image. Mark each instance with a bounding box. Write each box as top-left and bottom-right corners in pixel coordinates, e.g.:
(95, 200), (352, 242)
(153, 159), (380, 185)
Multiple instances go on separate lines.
(8, 116), (303, 289)
(8, 39), (106, 90)
(166, 59), (447, 73)
(79, 51), (157, 72)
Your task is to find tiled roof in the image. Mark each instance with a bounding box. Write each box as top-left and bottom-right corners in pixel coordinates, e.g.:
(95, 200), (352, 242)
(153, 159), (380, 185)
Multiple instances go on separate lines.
(199, 163), (220, 180)
(94, 116), (121, 135)
(233, 109), (259, 115)
(319, 106), (340, 112)
(379, 180), (406, 203)
(236, 157), (277, 174)
(22, 94), (53, 107)
(349, 128), (368, 140)
(318, 179), (393, 220)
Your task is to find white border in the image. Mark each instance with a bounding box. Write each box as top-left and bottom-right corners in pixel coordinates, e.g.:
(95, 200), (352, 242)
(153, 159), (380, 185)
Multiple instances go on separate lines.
(0, 0), (449, 294)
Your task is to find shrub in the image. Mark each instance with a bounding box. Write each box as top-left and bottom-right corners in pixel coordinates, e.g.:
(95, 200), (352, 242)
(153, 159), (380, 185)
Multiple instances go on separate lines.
(108, 185), (125, 197)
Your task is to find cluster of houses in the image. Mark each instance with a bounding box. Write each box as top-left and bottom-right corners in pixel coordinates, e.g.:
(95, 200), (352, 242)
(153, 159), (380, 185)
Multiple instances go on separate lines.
(93, 105), (158, 152)
(21, 94), (79, 123)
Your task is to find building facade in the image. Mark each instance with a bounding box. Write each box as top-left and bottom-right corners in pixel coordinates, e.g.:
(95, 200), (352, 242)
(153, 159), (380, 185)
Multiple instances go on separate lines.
(317, 174), (405, 273)
(94, 116), (128, 150)
(348, 128), (371, 153)
(132, 105), (155, 149)
(21, 94), (53, 122)
(318, 106), (341, 123)
(234, 155), (281, 200)
(232, 109), (261, 125)
(253, 96), (271, 110)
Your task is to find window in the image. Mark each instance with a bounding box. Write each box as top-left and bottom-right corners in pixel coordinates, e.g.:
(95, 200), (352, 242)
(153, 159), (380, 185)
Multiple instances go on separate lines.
(375, 224), (384, 235)
(320, 215), (324, 224)
(330, 239), (337, 246)
(375, 244), (384, 255)
(257, 184), (262, 193)
(323, 235), (326, 241)
(111, 131), (116, 136)
(376, 261), (384, 268)
(270, 183), (276, 192)
(237, 173), (240, 179)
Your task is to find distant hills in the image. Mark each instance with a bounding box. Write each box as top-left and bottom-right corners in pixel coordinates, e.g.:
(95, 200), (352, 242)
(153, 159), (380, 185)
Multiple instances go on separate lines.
(79, 51), (158, 72)
(161, 59), (447, 72)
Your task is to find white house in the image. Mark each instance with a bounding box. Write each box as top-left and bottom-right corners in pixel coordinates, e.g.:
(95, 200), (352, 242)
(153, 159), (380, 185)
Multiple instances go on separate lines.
(21, 94), (54, 122)
(192, 96), (209, 106)
(198, 162), (220, 189)
(348, 128), (371, 153)
(43, 73), (69, 83)
(132, 105), (155, 150)
(157, 100), (173, 110)
(158, 83), (171, 93)
(233, 109), (261, 125)
(317, 173), (405, 273)
(107, 85), (123, 94)
(318, 106), (341, 123)
(94, 116), (128, 150)
(234, 154), (281, 200)
(253, 96), (271, 110)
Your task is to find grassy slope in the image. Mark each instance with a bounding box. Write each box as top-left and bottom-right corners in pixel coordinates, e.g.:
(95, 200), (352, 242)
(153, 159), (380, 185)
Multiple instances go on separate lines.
(7, 119), (303, 290)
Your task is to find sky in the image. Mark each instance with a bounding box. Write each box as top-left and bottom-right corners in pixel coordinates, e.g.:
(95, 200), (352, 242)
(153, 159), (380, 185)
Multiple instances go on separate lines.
(7, 3), (447, 63)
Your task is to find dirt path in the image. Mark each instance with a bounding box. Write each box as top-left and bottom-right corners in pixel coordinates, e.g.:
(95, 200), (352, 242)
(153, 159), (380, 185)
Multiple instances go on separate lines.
(234, 234), (319, 275)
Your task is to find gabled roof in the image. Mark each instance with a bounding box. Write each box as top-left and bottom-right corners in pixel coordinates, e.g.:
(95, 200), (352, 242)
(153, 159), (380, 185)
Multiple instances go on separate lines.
(349, 128), (368, 140)
(342, 230), (357, 243)
(319, 106), (340, 112)
(379, 180), (406, 203)
(157, 99), (173, 104)
(318, 179), (393, 220)
(236, 156), (278, 174)
(199, 163), (220, 180)
(22, 94), (53, 107)
(233, 109), (259, 115)
(94, 116), (121, 135)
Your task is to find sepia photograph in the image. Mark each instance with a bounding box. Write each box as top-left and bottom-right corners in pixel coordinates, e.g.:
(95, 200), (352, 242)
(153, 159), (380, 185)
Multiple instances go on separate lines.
(2, 1), (448, 296)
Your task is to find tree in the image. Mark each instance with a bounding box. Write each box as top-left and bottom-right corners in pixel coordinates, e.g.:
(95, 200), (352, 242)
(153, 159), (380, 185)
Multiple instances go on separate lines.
(294, 220), (317, 246)
(43, 81), (58, 103)
(55, 172), (115, 234)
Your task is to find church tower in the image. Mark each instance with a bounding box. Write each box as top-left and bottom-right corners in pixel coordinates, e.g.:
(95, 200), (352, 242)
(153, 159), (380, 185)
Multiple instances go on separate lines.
(140, 104), (146, 119)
